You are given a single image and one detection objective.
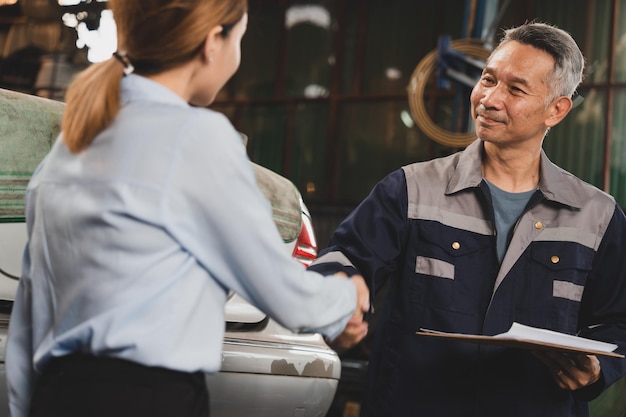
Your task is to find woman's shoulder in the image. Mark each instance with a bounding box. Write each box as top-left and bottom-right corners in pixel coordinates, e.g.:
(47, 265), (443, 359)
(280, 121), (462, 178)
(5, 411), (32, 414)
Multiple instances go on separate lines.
(187, 106), (233, 129)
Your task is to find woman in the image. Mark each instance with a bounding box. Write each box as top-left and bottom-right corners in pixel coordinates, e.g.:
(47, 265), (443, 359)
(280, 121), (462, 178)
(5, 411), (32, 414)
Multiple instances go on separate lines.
(6, 1), (369, 416)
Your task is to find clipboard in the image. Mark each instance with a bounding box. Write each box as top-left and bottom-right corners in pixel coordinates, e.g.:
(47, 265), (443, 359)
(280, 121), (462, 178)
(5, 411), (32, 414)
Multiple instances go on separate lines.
(416, 322), (624, 358)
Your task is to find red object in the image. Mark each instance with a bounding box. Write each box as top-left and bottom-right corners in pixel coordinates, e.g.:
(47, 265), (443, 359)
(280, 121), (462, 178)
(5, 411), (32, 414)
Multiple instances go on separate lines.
(292, 213), (317, 266)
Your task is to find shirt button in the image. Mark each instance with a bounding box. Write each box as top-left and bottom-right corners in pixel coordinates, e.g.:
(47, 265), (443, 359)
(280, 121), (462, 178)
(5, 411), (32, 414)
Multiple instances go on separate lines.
(452, 242), (461, 250)
(534, 221), (544, 230)
(551, 255), (560, 264)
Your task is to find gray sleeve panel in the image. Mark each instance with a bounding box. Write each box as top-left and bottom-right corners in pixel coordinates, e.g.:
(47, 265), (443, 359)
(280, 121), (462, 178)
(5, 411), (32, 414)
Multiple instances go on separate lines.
(313, 250), (356, 268)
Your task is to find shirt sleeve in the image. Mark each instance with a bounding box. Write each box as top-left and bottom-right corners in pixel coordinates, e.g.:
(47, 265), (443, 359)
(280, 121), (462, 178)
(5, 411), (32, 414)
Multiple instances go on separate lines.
(309, 168), (409, 297)
(574, 203), (626, 401)
(6, 245), (36, 417)
(161, 111), (356, 339)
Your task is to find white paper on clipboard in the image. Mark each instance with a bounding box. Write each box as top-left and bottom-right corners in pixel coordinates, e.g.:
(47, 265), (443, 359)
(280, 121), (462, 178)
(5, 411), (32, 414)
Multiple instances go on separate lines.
(417, 322), (623, 358)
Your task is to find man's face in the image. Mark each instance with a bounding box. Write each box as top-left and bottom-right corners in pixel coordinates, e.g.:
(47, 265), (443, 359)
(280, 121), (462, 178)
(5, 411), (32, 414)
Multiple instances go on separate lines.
(470, 41), (557, 147)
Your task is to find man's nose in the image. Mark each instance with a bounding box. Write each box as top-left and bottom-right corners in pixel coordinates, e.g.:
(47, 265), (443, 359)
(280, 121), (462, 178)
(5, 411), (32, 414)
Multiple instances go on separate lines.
(480, 84), (505, 109)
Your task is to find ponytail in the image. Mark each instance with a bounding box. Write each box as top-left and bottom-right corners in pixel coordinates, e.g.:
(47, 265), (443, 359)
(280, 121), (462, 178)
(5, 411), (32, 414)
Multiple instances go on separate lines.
(61, 58), (125, 153)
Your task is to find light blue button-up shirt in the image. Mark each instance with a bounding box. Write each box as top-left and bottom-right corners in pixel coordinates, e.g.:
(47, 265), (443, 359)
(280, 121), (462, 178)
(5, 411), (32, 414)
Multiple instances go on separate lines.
(7, 74), (355, 417)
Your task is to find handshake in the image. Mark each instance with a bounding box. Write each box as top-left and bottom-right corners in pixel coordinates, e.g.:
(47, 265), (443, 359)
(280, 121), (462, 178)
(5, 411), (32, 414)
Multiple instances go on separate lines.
(330, 273), (370, 351)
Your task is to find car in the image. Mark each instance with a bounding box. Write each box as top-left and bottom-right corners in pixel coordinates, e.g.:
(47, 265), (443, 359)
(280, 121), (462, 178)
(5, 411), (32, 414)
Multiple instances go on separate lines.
(0, 87), (341, 417)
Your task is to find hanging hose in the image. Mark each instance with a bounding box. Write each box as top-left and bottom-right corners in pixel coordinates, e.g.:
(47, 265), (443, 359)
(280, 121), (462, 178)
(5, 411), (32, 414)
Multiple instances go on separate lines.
(407, 38), (492, 148)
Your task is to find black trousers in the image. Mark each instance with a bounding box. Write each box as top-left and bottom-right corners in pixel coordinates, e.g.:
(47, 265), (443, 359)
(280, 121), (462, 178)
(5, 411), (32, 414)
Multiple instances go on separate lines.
(30, 354), (210, 417)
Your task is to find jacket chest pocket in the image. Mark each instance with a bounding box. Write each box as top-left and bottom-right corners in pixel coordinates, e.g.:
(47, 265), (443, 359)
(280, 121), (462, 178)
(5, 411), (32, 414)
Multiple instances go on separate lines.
(411, 221), (496, 315)
(529, 242), (594, 332)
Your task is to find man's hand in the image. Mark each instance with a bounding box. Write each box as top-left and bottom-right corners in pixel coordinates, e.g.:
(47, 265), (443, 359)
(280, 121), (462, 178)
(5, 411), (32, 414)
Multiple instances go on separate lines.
(533, 351), (601, 390)
(329, 274), (370, 352)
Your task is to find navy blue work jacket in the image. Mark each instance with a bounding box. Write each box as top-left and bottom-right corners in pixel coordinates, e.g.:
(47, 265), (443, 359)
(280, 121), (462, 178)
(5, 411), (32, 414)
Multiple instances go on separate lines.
(310, 139), (626, 417)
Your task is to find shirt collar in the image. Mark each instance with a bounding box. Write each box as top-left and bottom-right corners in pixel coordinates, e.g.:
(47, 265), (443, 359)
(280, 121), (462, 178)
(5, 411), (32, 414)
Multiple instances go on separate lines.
(120, 74), (190, 108)
(446, 139), (484, 193)
(446, 139), (583, 209)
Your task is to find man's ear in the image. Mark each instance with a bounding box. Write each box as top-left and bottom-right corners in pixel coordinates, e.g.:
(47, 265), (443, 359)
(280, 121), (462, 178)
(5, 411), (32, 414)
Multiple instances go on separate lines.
(201, 25), (225, 63)
(546, 96), (573, 128)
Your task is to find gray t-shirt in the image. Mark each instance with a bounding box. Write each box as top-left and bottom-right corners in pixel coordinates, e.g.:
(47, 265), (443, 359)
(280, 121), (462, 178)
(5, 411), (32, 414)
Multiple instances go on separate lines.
(485, 179), (536, 262)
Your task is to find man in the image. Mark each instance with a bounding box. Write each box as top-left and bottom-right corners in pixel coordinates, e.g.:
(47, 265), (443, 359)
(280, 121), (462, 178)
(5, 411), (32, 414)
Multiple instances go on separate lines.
(309, 22), (626, 417)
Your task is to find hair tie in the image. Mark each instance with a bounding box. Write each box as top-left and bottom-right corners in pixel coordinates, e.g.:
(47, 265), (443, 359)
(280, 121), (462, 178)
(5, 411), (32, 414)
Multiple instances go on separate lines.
(113, 52), (135, 76)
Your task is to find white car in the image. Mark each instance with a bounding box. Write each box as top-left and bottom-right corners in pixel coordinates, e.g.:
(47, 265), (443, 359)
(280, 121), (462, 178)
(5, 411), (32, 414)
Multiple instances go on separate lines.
(0, 88), (340, 417)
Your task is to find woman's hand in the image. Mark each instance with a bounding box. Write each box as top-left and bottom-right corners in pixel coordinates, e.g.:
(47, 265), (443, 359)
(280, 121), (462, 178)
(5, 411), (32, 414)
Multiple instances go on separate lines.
(329, 274), (370, 351)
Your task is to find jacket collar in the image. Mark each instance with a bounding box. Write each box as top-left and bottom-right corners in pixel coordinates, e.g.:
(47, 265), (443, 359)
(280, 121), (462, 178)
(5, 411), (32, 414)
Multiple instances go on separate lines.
(446, 139), (583, 209)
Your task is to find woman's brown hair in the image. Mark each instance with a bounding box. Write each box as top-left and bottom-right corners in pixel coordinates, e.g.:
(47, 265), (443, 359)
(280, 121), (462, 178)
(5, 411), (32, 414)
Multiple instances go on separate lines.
(62, 0), (247, 153)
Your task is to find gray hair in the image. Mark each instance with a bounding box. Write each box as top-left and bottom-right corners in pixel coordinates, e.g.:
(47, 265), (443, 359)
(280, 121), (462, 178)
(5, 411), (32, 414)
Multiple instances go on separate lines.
(493, 22), (585, 103)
